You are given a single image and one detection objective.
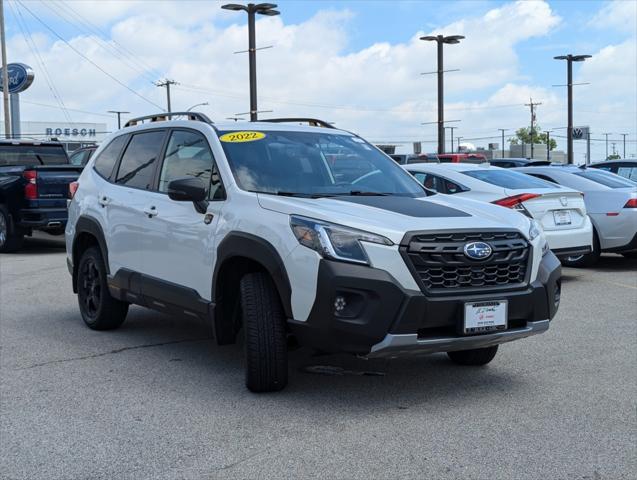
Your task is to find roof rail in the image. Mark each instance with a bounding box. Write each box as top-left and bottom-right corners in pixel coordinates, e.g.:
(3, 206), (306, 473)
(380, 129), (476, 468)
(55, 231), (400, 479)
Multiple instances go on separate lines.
(260, 118), (335, 129)
(124, 112), (214, 128)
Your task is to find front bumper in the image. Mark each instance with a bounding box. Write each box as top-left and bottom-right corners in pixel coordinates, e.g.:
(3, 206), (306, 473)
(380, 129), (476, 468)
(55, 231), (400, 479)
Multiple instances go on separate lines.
(288, 252), (561, 356)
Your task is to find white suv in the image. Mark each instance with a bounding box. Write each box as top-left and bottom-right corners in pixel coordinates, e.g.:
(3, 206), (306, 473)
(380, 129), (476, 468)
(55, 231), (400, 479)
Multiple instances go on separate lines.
(66, 114), (562, 392)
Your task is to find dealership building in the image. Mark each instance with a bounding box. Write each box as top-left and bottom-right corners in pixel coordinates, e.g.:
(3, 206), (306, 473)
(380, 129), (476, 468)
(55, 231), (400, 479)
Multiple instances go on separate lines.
(19, 121), (109, 152)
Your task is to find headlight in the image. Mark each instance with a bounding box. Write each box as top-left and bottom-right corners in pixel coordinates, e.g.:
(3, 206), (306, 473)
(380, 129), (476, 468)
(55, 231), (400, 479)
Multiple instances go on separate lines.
(528, 219), (542, 241)
(290, 215), (393, 265)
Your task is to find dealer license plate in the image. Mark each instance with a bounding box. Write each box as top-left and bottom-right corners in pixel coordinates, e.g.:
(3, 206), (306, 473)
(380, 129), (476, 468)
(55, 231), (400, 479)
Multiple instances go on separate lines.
(464, 301), (507, 334)
(553, 210), (572, 226)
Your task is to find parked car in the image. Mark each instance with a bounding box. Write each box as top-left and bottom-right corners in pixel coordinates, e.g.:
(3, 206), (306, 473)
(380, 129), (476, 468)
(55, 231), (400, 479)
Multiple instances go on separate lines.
(389, 153), (439, 164)
(66, 113), (561, 392)
(515, 166), (637, 265)
(489, 158), (552, 168)
(589, 160), (637, 182)
(68, 145), (97, 167)
(0, 140), (82, 252)
(403, 163), (593, 260)
(438, 153), (487, 164)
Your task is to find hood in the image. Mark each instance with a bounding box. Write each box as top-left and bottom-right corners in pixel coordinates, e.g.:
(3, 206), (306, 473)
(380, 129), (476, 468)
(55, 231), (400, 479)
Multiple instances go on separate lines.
(257, 193), (531, 244)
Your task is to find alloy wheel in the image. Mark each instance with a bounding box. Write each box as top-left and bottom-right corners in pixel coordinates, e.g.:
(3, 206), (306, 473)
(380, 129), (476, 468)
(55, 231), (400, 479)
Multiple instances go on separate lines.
(0, 212), (7, 247)
(80, 259), (101, 318)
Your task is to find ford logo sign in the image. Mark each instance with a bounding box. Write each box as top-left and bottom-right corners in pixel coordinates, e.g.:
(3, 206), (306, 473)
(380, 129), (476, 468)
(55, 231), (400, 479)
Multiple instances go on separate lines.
(0, 63), (35, 94)
(464, 241), (493, 260)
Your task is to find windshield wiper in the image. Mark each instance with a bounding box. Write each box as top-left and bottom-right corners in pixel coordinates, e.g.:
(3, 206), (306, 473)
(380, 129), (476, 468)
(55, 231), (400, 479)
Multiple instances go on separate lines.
(347, 190), (390, 196)
(250, 190), (328, 198)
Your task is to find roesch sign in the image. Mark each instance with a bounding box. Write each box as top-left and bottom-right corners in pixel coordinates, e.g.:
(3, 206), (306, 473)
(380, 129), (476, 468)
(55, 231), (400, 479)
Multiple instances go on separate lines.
(45, 127), (97, 137)
(0, 63), (35, 94)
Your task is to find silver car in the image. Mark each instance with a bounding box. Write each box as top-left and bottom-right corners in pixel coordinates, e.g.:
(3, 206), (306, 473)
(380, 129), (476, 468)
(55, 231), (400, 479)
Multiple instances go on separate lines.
(515, 166), (637, 266)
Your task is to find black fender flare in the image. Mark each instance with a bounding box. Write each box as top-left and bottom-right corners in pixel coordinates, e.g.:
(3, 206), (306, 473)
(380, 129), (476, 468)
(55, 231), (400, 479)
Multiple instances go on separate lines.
(71, 216), (109, 291)
(213, 232), (293, 319)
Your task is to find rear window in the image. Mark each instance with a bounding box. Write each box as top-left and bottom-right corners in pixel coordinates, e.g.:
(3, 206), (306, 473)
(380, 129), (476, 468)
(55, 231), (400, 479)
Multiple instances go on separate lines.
(0, 144), (68, 166)
(573, 170), (636, 188)
(461, 169), (557, 189)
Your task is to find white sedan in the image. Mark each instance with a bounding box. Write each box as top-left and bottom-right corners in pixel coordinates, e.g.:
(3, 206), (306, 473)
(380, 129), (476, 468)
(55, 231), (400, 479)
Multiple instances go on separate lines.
(403, 163), (593, 259)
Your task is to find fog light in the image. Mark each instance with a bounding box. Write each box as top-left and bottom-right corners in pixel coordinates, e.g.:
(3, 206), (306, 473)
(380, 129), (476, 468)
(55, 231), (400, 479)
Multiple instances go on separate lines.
(334, 296), (347, 312)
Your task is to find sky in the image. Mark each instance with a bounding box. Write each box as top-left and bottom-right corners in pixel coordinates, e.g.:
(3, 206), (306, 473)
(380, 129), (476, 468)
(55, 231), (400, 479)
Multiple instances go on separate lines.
(2, 0), (636, 162)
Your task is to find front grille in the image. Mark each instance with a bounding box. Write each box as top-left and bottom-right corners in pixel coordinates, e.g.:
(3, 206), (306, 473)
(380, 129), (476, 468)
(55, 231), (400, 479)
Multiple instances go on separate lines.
(403, 231), (530, 294)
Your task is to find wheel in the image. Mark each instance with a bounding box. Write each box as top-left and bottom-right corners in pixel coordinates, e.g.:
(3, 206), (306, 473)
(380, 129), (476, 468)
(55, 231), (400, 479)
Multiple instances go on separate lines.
(77, 246), (128, 330)
(447, 345), (499, 366)
(621, 252), (637, 259)
(0, 205), (24, 253)
(240, 271), (288, 393)
(560, 230), (600, 268)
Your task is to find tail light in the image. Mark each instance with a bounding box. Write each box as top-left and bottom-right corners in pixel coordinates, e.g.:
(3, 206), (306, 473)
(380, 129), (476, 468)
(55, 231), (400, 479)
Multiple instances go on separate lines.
(624, 198), (637, 208)
(69, 181), (79, 199)
(492, 193), (540, 212)
(23, 170), (38, 200)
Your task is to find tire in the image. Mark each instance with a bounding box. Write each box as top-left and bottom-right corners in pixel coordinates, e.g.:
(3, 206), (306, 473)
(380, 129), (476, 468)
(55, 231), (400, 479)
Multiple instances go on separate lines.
(240, 271), (288, 393)
(0, 205), (24, 253)
(621, 252), (637, 259)
(560, 230), (600, 268)
(447, 345), (499, 366)
(77, 246), (128, 330)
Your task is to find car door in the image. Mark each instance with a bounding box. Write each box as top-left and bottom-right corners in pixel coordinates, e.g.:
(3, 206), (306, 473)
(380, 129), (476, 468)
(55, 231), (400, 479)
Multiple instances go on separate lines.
(104, 129), (167, 275)
(137, 128), (226, 301)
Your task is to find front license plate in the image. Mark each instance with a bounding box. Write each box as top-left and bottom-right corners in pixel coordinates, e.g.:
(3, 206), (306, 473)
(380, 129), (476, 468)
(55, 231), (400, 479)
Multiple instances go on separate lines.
(464, 301), (507, 334)
(553, 210), (572, 225)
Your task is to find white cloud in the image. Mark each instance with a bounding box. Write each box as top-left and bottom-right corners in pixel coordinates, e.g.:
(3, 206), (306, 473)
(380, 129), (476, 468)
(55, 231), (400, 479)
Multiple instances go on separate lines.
(588, 1), (637, 34)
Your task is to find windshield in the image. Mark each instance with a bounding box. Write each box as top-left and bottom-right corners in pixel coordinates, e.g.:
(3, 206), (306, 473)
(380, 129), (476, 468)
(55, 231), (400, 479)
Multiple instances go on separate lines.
(218, 130), (426, 197)
(461, 169), (558, 189)
(0, 144), (68, 166)
(573, 169), (636, 189)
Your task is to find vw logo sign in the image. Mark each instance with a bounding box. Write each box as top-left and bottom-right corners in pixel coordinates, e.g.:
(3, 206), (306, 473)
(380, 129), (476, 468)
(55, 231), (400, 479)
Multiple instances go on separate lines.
(464, 241), (493, 260)
(0, 63), (35, 94)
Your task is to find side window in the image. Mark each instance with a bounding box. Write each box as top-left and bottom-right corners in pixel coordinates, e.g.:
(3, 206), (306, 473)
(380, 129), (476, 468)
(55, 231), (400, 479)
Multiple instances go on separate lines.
(158, 130), (224, 200)
(93, 135), (128, 179)
(618, 167), (637, 181)
(411, 172), (440, 192)
(115, 130), (166, 189)
(69, 150), (88, 166)
(441, 178), (463, 194)
(529, 173), (558, 184)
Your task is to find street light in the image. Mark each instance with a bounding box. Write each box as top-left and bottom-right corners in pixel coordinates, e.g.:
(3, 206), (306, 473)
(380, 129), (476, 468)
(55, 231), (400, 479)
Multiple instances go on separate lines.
(554, 54), (591, 164)
(221, 3), (280, 121)
(186, 102), (209, 112)
(420, 34), (464, 155)
(107, 110), (130, 129)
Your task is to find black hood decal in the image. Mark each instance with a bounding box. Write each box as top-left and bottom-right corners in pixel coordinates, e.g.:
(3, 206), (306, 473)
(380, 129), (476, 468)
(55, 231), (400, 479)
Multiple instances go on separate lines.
(333, 196), (471, 218)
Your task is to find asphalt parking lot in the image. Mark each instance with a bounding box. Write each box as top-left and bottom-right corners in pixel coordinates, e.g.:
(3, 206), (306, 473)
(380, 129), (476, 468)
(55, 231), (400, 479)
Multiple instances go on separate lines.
(1, 234), (636, 480)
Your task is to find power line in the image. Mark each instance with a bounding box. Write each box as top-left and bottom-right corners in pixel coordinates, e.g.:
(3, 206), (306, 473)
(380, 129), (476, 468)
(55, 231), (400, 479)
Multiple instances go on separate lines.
(21, 100), (113, 117)
(15, 0), (164, 110)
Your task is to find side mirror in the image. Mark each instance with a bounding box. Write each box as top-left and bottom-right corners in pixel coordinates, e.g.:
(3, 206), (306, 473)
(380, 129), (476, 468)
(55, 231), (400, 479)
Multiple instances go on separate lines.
(167, 177), (208, 213)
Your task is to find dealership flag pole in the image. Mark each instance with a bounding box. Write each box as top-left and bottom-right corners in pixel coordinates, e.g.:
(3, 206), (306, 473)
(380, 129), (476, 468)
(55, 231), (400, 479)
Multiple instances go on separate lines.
(0, 0), (11, 138)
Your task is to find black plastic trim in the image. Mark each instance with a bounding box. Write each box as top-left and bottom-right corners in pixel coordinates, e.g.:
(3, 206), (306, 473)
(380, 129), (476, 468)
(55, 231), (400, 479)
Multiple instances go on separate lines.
(553, 245), (592, 257)
(333, 196), (470, 218)
(72, 216), (110, 292)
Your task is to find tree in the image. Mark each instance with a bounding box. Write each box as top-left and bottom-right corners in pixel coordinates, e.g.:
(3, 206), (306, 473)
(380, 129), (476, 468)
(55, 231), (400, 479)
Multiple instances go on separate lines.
(509, 126), (558, 151)
(607, 153), (621, 160)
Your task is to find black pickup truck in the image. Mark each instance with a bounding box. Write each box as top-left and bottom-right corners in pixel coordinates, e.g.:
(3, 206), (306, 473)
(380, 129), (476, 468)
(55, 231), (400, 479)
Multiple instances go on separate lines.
(0, 140), (82, 252)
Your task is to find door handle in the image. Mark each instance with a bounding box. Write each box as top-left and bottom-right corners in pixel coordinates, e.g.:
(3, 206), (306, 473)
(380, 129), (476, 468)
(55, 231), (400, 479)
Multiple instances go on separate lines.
(143, 205), (158, 218)
(98, 196), (111, 207)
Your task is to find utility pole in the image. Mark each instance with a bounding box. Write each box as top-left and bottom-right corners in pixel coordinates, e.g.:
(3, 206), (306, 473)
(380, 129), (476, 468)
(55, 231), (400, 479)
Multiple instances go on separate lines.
(603, 133), (610, 159)
(498, 129), (507, 158)
(525, 98), (541, 159)
(612, 142), (617, 157)
(545, 131), (550, 161)
(155, 79), (177, 113)
(107, 110), (130, 129)
(0, 0), (11, 138)
(456, 137), (462, 151)
(620, 133), (628, 158)
(420, 34), (464, 155)
(445, 126), (456, 152)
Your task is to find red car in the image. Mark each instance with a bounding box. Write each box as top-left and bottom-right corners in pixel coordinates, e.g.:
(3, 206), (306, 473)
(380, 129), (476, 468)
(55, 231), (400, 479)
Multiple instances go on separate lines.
(438, 153), (487, 163)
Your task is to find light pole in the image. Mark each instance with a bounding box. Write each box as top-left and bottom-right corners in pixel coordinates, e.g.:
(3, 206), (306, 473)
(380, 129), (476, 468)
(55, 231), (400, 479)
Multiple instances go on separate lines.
(545, 131), (550, 161)
(456, 137), (462, 151)
(554, 54), (591, 164)
(498, 129), (507, 158)
(620, 133), (627, 158)
(107, 110), (130, 129)
(445, 126), (456, 152)
(186, 102), (209, 112)
(222, 3), (280, 121)
(420, 34), (464, 155)
(603, 132), (610, 159)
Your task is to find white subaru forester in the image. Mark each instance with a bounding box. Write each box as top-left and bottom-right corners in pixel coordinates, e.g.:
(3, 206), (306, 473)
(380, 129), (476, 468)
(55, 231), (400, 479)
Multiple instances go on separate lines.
(66, 114), (561, 392)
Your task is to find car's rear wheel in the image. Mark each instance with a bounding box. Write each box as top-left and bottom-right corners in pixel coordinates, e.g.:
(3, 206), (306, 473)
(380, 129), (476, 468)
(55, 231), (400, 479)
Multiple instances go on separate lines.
(447, 345), (499, 366)
(240, 271), (288, 393)
(0, 205), (24, 253)
(77, 246), (128, 330)
(561, 230), (600, 268)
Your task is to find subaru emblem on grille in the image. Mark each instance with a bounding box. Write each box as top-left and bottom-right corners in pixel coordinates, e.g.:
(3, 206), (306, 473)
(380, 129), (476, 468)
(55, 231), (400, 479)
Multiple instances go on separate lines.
(560, 196), (568, 206)
(463, 241), (493, 260)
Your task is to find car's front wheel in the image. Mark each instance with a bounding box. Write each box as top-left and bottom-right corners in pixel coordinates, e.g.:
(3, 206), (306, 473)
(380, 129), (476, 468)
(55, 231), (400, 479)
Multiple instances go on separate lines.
(77, 246), (128, 330)
(240, 271), (288, 393)
(447, 345), (499, 366)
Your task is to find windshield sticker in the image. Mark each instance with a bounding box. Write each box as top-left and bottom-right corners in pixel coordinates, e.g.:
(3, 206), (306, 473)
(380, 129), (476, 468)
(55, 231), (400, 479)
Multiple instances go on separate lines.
(219, 131), (266, 143)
